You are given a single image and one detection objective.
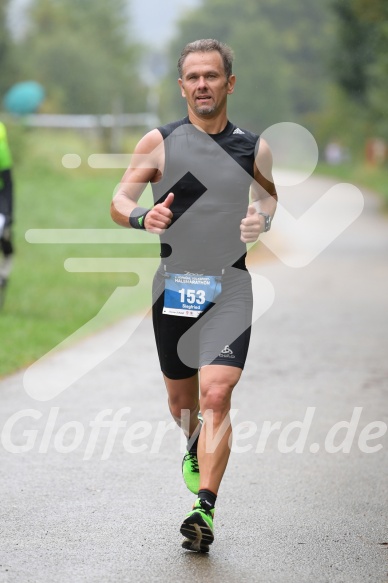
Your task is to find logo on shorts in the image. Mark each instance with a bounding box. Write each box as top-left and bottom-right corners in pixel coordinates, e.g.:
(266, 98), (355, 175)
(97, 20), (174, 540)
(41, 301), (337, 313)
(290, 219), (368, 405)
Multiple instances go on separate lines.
(219, 345), (235, 358)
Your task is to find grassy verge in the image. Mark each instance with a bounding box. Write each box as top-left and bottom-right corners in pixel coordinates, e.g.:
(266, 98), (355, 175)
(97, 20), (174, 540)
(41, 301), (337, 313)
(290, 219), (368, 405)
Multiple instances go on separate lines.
(0, 128), (158, 378)
(316, 161), (388, 210)
(3, 129), (387, 379)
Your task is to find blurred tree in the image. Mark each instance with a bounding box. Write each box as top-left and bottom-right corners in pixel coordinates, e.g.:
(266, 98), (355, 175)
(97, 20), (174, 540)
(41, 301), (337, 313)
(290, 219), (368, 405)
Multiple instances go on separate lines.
(159, 0), (332, 133)
(355, 0), (388, 139)
(258, 0), (332, 117)
(368, 22), (388, 138)
(0, 0), (18, 98)
(16, 0), (147, 114)
(331, 0), (377, 104)
(331, 0), (388, 139)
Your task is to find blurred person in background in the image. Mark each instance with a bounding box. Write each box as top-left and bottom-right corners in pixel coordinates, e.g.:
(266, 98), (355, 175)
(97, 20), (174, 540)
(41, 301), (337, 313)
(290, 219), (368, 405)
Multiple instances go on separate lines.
(0, 121), (14, 304)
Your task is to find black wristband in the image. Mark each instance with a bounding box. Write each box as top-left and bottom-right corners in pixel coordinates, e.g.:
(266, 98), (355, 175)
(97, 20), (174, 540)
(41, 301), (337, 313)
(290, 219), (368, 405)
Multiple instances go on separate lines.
(129, 207), (149, 230)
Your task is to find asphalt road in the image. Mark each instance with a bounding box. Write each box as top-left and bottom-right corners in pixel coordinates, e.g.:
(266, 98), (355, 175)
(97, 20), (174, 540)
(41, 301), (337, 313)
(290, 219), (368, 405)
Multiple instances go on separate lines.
(0, 173), (387, 583)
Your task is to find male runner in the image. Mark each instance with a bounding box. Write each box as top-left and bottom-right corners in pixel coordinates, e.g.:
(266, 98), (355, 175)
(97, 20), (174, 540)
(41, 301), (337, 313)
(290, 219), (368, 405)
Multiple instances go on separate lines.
(0, 121), (14, 305)
(111, 39), (277, 552)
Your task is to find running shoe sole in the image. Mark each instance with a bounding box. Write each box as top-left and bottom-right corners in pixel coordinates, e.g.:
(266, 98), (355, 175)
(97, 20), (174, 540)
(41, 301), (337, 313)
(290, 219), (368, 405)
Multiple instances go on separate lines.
(180, 512), (214, 553)
(181, 538), (209, 553)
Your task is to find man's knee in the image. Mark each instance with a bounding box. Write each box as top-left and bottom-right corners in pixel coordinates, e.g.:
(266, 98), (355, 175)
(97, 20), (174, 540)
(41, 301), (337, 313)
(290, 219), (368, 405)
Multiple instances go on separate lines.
(200, 366), (241, 418)
(168, 396), (198, 421)
(165, 375), (199, 420)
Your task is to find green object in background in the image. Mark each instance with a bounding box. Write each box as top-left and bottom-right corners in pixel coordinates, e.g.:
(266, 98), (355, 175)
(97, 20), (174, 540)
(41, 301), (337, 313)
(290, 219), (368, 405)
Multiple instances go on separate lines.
(0, 122), (12, 170)
(3, 81), (45, 115)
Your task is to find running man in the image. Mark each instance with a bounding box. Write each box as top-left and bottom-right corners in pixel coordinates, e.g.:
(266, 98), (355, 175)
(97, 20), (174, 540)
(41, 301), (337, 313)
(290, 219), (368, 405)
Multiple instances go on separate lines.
(111, 39), (277, 552)
(0, 121), (14, 305)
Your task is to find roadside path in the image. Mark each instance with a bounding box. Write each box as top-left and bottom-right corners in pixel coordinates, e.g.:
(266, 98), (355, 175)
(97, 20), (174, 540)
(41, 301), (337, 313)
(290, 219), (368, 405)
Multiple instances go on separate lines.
(0, 174), (387, 583)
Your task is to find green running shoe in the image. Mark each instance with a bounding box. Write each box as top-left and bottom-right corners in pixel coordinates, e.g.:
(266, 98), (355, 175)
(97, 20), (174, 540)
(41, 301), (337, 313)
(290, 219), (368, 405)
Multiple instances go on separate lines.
(182, 451), (200, 495)
(180, 498), (215, 553)
(182, 414), (202, 494)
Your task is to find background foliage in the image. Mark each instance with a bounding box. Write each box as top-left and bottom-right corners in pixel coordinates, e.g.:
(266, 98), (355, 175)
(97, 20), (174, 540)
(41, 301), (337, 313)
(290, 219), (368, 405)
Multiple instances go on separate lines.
(2, 0), (387, 149)
(0, 0), (387, 375)
(159, 0), (333, 135)
(329, 0), (388, 142)
(2, 0), (147, 114)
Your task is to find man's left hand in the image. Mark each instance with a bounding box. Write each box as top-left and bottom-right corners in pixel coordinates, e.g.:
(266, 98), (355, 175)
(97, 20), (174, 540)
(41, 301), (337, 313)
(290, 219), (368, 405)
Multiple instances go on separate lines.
(240, 205), (265, 243)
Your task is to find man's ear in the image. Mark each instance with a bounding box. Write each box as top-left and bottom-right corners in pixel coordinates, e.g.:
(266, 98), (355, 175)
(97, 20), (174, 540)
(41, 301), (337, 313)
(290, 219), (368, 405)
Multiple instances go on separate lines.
(178, 78), (186, 98)
(227, 74), (236, 95)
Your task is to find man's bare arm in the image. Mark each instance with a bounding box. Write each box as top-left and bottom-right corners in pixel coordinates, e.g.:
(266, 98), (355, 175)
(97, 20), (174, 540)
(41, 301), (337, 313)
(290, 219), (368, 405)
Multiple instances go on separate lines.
(110, 129), (174, 233)
(240, 138), (277, 243)
(251, 137), (277, 216)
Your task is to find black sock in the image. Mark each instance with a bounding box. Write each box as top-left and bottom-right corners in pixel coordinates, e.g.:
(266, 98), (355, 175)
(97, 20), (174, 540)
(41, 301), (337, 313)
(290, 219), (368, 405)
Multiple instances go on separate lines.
(198, 489), (217, 509)
(188, 433), (199, 455)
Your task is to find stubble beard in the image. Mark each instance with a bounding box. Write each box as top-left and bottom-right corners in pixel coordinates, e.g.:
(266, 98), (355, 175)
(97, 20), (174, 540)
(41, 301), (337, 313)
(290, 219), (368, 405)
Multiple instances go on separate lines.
(194, 103), (217, 116)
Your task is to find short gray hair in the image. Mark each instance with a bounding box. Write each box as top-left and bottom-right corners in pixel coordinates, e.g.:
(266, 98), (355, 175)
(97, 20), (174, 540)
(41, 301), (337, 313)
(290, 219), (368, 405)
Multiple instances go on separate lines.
(177, 39), (234, 79)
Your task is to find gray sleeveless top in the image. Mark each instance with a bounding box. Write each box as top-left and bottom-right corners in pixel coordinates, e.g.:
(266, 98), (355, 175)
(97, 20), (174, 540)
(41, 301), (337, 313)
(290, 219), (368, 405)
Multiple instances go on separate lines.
(151, 116), (259, 273)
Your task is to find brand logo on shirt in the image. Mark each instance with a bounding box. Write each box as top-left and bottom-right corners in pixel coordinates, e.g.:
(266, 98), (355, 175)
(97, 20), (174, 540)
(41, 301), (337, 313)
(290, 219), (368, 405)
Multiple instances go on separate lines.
(233, 128), (245, 135)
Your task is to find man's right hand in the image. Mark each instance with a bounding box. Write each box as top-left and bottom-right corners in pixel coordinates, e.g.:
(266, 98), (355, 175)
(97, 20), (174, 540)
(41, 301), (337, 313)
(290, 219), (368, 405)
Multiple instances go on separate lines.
(144, 192), (174, 234)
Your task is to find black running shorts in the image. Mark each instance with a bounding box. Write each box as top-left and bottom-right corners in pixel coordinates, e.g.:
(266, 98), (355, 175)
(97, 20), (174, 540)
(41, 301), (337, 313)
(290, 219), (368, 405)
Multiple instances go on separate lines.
(152, 264), (253, 380)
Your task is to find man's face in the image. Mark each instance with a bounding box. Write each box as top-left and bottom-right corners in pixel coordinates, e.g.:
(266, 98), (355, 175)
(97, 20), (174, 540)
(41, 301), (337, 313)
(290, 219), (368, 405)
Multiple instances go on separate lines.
(178, 51), (235, 117)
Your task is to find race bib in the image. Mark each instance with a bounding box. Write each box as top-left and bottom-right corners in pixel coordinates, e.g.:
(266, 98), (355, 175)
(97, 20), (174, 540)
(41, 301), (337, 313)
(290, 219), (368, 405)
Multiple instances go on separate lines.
(163, 272), (222, 318)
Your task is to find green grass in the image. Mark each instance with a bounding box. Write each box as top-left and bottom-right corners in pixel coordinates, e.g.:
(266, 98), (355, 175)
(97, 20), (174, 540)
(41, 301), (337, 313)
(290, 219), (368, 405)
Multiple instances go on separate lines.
(2, 129), (387, 379)
(0, 128), (159, 377)
(316, 161), (388, 210)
